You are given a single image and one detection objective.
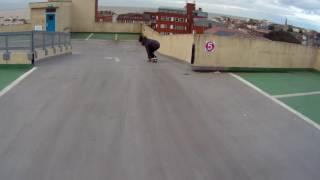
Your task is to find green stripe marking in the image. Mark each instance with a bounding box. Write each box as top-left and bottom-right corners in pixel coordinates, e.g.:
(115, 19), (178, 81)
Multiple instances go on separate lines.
(238, 71), (320, 95)
(0, 65), (32, 91)
(281, 95), (320, 125)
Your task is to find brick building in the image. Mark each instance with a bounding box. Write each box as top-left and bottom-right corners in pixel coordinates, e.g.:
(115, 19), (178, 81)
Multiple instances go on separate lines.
(94, 0), (112, 22)
(150, 2), (212, 35)
(117, 13), (151, 24)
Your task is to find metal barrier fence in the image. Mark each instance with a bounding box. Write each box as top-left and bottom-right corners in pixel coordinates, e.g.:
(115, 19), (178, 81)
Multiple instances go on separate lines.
(0, 31), (71, 64)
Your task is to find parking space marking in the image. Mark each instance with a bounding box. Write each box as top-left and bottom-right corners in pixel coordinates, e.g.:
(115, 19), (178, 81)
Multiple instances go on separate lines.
(274, 91), (320, 99)
(231, 73), (320, 131)
(86, 33), (94, 40)
(0, 67), (37, 98)
(104, 57), (120, 62)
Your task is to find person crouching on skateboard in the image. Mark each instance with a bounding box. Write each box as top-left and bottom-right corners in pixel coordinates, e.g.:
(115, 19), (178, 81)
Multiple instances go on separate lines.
(140, 36), (160, 62)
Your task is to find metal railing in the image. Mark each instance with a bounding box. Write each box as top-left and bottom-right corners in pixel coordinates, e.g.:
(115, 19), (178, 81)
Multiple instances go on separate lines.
(0, 31), (71, 64)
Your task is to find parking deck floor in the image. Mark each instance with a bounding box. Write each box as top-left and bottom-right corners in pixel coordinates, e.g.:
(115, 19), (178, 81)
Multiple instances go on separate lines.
(0, 40), (319, 180)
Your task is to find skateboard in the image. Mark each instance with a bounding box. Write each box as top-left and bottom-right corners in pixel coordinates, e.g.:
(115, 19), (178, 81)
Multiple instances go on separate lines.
(151, 57), (158, 63)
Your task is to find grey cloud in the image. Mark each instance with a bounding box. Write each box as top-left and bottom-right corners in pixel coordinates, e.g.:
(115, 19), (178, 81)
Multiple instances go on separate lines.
(279, 0), (320, 12)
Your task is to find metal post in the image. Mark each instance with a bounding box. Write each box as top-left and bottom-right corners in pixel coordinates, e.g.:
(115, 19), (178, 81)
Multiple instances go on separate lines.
(42, 31), (45, 50)
(51, 33), (56, 54)
(68, 33), (72, 49)
(64, 33), (67, 50)
(58, 32), (62, 52)
(51, 33), (54, 48)
(30, 31), (35, 65)
(42, 31), (48, 56)
(3, 35), (10, 61)
(5, 35), (8, 53)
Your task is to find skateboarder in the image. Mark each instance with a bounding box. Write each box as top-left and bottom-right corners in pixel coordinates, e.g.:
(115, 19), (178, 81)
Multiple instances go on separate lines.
(140, 36), (160, 63)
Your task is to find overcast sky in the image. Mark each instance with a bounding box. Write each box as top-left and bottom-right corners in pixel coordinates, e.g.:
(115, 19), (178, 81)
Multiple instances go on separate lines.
(1, 0), (320, 31)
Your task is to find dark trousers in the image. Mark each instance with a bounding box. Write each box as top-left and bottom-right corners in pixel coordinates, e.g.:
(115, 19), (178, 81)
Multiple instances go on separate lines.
(146, 44), (160, 59)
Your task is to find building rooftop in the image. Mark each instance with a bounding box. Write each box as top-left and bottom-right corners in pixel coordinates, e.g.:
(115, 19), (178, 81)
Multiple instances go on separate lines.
(158, 7), (187, 15)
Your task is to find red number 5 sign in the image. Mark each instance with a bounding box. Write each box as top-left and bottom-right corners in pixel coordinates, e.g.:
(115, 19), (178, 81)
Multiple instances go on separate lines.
(205, 41), (216, 52)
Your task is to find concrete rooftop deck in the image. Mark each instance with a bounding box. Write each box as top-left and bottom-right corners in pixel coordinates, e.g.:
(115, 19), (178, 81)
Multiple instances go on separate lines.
(0, 40), (319, 180)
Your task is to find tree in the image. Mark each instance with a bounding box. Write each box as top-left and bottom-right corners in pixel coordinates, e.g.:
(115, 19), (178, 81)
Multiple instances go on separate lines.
(264, 31), (301, 44)
(288, 27), (293, 32)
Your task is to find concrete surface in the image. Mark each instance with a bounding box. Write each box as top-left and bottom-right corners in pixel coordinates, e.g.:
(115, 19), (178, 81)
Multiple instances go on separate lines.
(0, 24), (32, 33)
(0, 52), (31, 64)
(193, 34), (317, 69)
(35, 45), (72, 61)
(0, 40), (319, 180)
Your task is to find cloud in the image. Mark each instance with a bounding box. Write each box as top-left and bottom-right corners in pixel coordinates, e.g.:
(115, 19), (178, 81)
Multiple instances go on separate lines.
(279, 0), (320, 13)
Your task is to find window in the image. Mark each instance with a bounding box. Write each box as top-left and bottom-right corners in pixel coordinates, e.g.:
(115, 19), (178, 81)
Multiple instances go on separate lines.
(175, 25), (186, 30)
(160, 24), (167, 29)
(160, 16), (171, 21)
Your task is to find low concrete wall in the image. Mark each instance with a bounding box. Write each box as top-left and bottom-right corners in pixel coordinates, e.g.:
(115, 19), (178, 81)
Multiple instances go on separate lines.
(35, 45), (72, 62)
(143, 26), (193, 63)
(314, 50), (320, 71)
(0, 45), (71, 65)
(193, 35), (318, 70)
(0, 24), (32, 32)
(0, 52), (31, 64)
(72, 22), (142, 33)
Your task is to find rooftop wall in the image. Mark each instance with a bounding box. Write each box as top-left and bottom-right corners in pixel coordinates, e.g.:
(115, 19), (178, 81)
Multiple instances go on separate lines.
(71, 0), (95, 32)
(0, 24), (32, 32)
(314, 50), (320, 71)
(193, 35), (318, 70)
(73, 22), (142, 33)
(144, 26), (320, 71)
(143, 25), (193, 63)
(71, 0), (141, 33)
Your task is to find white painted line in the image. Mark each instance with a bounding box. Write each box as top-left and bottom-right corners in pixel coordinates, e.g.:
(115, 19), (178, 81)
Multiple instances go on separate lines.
(274, 91), (320, 99)
(0, 67), (37, 98)
(104, 57), (113, 60)
(230, 73), (320, 131)
(104, 57), (120, 62)
(86, 33), (94, 40)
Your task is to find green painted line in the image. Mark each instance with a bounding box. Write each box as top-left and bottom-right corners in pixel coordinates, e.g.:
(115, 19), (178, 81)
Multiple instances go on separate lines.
(91, 33), (115, 40)
(0, 65), (32, 91)
(71, 33), (92, 39)
(281, 95), (320, 125)
(225, 67), (313, 72)
(72, 32), (141, 41)
(118, 34), (140, 40)
(238, 71), (320, 95)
